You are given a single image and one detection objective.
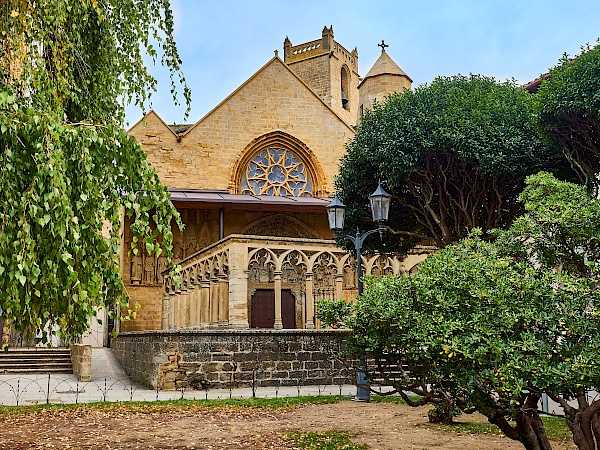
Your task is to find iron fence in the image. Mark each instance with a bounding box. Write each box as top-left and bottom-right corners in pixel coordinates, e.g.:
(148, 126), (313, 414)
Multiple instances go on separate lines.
(0, 373), (361, 406)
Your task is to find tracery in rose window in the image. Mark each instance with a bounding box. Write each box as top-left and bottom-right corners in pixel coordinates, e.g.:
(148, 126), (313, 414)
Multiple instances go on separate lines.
(241, 148), (313, 197)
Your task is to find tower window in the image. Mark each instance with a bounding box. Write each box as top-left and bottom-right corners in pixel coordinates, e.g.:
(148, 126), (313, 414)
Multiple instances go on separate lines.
(341, 65), (350, 111)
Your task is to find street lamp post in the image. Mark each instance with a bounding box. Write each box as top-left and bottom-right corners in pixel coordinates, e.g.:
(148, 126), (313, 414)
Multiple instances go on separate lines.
(327, 182), (391, 402)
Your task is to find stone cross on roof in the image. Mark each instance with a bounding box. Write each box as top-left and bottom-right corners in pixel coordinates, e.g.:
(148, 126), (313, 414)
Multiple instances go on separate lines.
(378, 40), (389, 51)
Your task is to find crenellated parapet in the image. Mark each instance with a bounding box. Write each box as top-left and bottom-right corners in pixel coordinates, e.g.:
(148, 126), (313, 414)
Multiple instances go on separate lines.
(284, 27), (358, 73)
(287, 38), (324, 63)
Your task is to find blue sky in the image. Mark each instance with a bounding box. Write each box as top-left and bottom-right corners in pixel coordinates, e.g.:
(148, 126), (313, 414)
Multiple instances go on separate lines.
(126, 0), (600, 126)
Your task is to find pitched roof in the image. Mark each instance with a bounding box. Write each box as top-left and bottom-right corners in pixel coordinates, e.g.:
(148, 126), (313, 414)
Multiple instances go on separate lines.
(179, 56), (355, 137)
(362, 50), (412, 83)
(128, 110), (179, 138)
(130, 55), (355, 138)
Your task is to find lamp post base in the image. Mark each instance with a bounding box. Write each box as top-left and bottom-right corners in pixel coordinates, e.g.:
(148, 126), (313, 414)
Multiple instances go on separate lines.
(356, 355), (371, 402)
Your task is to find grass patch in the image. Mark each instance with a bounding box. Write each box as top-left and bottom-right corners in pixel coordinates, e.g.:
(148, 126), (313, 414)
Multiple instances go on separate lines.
(540, 416), (571, 442)
(283, 430), (367, 450)
(430, 416), (571, 442)
(431, 421), (500, 436)
(371, 394), (407, 405)
(0, 395), (349, 419)
(371, 394), (424, 405)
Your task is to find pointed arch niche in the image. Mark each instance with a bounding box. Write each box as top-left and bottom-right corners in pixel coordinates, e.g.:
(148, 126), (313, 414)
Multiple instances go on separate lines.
(241, 214), (322, 239)
(230, 131), (327, 197)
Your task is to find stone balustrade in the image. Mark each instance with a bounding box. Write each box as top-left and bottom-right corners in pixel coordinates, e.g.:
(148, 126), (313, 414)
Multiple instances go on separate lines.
(162, 234), (431, 331)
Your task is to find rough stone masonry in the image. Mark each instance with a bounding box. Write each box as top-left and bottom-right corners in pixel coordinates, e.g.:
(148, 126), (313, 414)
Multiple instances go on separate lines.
(111, 329), (352, 390)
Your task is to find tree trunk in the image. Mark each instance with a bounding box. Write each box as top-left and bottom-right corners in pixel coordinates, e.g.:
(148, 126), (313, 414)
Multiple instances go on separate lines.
(486, 394), (554, 450)
(516, 412), (554, 450)
(550, 394), (600, 450)
(1, 319), (10, 350)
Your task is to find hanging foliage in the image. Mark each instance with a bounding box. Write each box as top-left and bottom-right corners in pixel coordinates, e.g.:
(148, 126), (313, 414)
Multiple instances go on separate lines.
(0, 0), (189, 343)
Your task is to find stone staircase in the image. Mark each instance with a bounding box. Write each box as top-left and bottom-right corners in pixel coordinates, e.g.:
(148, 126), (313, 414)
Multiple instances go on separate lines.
(0, 348), (73, 374)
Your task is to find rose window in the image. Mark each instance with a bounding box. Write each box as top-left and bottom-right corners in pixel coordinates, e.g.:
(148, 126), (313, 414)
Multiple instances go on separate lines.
(241, 149), (313, 197)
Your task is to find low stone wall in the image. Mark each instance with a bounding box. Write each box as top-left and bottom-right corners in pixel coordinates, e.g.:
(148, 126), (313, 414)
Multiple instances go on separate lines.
(111, 330), (351, 390)
(71, 344), (92, 381)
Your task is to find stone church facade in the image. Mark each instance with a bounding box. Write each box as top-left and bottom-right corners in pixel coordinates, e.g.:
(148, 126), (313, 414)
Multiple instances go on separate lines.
(122, 27), (427, 332)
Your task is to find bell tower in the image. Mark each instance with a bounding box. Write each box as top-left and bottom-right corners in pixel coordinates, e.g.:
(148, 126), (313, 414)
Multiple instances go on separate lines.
(357, 41), (412, 121)
(283, 26), (359, 126)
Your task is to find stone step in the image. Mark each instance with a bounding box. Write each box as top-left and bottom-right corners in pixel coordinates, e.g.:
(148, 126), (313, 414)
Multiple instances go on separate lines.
(0, 367), (73, 374)
(0, 348), (71, 354)
(0, 348), (73, 374)
(0, 360), (71, 367)
(0, 361), (71, 368)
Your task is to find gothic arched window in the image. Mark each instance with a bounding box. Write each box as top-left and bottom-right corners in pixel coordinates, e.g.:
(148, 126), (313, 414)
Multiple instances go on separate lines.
(241, 148), (313, 197)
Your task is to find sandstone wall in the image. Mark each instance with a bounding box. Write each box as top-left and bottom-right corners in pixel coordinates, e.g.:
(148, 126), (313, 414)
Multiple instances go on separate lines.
(358, 74), (412, 115)
(129, 58), (354, 195)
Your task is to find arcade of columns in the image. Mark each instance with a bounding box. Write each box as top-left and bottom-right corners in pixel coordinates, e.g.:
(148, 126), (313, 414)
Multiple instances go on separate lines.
(161, 234), (431, 330)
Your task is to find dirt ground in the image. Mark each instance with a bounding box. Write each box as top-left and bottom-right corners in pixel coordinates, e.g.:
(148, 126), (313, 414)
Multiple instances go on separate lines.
(0, 400), (576, 450)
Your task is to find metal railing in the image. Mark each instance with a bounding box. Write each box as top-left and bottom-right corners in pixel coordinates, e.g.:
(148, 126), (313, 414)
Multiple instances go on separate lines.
(0, 372), (359, 406)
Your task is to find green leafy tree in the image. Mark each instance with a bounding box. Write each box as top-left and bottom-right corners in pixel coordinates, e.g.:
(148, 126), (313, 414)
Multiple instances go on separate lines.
(320, 174), (600, 450)
(535, 41), (600, 195)
(497, 171), (600, 282)
(337, 74), (569, 251)
(315, 299), (353, 329)
(496, 173), (600, 450)
(0, 0), (189, 343)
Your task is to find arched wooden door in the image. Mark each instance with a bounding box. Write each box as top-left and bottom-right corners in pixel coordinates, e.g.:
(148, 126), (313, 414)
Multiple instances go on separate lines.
(281, 290), (295, 329)
(251, 289), (295, 329)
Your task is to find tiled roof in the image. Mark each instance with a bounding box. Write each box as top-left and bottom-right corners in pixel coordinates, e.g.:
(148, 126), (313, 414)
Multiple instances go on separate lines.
(523, 73), (550, 93)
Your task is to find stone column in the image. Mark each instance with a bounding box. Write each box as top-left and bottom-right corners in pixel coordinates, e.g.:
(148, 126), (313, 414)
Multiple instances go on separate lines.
(335, 274), (343, 301)
(187, 282), (196, 328)
(305, 273), (315, 329)
(168, 290), (176, 329)
(161, 291), (169, 330)
(194, 284), (202, 329)
(210, 278), (219, 327)
(201, 280), (211, 328)
(173, 289), (182, 329)
(218, 275), (229, 327)
(179, 287), (188, 329)
(273, 271), (283, 330)
(227, 243), (249, 329)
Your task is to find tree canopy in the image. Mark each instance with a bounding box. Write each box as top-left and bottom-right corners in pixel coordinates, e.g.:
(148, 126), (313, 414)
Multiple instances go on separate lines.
(535, 41), (600, 194)
(0, 0), (189, 342)
(337, 74), (569, 251)
(319, 173), (600, 450)
(497, 171), (600, 282)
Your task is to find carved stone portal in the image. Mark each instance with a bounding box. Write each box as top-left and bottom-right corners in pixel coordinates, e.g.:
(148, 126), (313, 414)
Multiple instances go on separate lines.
(241, 214), (321, 239)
